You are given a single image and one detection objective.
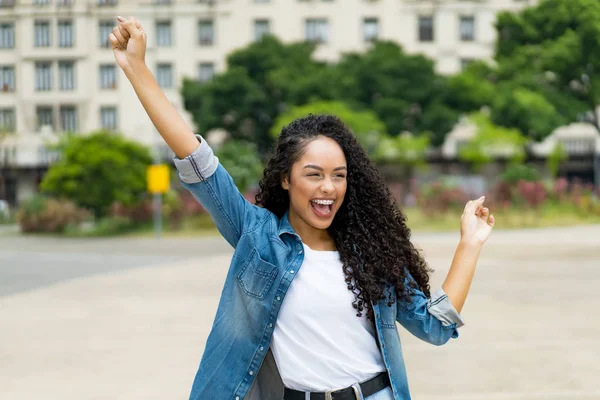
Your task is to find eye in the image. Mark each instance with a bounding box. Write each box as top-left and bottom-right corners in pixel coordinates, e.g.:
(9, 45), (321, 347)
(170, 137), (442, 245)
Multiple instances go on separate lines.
(307, 173), (320, 177)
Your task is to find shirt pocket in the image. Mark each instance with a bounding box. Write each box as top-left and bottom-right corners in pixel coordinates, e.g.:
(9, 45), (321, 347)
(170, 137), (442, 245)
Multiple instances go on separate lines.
(236, 248), (279, 300)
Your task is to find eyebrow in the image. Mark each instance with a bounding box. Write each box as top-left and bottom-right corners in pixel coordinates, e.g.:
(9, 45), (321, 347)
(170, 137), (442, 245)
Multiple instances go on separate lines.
(303, 165), (347, 171)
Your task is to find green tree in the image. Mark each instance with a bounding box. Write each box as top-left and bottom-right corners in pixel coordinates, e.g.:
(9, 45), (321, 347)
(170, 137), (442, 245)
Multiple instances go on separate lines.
(181, 36), (327, 155)
(495, 0), (600, 136)
(215, 139), (264, 193)
(444, 61), (496, 113)
(270, 101), (387, 156)
(334, 41), (459, 145)
(40, 132), (153, 218)
(181, 67), (270, 151)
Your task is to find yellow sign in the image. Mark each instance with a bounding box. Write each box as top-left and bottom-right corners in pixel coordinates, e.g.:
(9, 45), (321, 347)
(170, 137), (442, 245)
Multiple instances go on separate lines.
(147, 164), (170, 194)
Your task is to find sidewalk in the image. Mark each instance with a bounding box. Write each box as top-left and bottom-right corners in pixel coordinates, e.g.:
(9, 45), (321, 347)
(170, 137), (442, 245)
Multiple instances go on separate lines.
(1, 226), (599, 399)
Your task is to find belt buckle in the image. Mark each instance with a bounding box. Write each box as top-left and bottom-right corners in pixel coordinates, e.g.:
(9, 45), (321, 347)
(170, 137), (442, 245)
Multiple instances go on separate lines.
(324, 385), (361, 400)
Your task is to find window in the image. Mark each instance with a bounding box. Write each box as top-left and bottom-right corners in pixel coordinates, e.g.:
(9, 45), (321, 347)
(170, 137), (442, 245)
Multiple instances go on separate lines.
(97, 0), (118, 5)
(33, 0), (51, 5)
(99, 64), (117, 89)
(0, 23), (15, 49)
(57, 0), (74, 6)
(153, 0), (173, 4)
(35, 62), (52, 91)
(459, 16), (475, 42)
(37, 106), (54, 130)
(34, 20), (51, 47)
(59, 61), (75, 91)
(198, 62), (214, 83)
(363, 18), (379, 42)
(100, 106), (118, 130)
(156, 20), (172, 47)
(198, 20), (214, 46)
(0, 66), (15, 92)
(305, 19), (328, 44)
(418, 16), (434, 42)
(254, 19), (270, 41)
(58, 20), (74, 47)
(156, 63), (173, 88)
(59, 106), (78, 132)
(0, 108), (15, 132)
(98, 21), (113, 48)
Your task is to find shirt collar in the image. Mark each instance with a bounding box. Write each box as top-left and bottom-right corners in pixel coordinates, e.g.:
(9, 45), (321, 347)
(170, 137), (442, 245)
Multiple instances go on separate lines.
(277, 210), (297, 237)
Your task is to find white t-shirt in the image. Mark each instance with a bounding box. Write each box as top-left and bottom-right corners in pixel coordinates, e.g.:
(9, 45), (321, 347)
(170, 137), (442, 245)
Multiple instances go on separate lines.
(270, 243), (386, 392)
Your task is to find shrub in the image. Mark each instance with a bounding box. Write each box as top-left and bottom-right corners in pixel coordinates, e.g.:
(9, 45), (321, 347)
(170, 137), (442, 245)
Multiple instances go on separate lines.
(40, 131), (153, 218)
(17, 195), (90, 233)
(500, 163), (540, 184)
(418, 181), (470, 215)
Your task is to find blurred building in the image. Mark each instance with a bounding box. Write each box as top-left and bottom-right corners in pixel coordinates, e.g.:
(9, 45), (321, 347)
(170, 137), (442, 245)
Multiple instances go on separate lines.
(0, 0), (547, 205)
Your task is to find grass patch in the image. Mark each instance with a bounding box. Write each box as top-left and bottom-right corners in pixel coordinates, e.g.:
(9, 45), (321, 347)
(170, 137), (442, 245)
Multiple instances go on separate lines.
(403, 203), (600, 232)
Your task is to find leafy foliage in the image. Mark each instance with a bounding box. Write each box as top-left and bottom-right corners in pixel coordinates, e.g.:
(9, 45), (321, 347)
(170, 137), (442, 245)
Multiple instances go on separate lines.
(374, 133), (430, 167)
(494, 0), (600, 135)
(500, 164), (541, 184)
(216, 139), (264, 193)
(458, 112), (527, 170)
(270, 101), (387, 156)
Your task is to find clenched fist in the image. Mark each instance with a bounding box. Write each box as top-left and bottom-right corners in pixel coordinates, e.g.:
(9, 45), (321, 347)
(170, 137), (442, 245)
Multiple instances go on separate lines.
(108, 16), (147, 73)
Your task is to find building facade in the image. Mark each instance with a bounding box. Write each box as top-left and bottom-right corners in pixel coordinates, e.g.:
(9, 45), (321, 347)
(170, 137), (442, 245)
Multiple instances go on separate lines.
(0, 0), (537, 205)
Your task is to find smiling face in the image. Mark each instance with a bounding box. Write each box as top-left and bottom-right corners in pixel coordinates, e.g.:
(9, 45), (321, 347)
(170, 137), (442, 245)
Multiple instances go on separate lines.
(282, 135), (347, 243)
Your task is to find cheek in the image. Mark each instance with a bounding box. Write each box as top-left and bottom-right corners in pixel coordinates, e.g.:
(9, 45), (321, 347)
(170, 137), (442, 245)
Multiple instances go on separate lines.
(338, 182), (348, 198)
(289, 182), (311, 205)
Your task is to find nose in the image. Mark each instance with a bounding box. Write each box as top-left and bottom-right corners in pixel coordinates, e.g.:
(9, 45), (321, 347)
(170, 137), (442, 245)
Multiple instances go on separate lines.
(320, 178), (335, 194)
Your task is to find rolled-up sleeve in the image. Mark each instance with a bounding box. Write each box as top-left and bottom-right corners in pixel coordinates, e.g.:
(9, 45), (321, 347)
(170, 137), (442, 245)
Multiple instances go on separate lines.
(396, 271), (465, 345)
(172, 134), (267, 248)
(427, 287), (465, 328)
(172, 135), (219, 183)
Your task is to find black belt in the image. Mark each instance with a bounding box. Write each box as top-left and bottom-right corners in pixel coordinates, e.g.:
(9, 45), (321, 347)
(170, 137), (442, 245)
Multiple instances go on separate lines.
(283, 372), (390, 400)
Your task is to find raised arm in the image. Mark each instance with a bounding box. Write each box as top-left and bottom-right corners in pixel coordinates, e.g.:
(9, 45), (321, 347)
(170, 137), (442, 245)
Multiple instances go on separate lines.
(109, 16), (199, 159)
(110, 17), (268, 247)
(442, 196), (495, 313)
(396, 197), (495, 345)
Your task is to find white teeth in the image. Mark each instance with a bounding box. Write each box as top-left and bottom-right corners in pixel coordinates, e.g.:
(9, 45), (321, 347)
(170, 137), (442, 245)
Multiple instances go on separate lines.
(311, 199), (334, 205)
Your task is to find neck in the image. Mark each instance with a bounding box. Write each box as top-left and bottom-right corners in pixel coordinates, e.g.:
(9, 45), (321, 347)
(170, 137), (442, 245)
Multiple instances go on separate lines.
(288, 211), (336, 251)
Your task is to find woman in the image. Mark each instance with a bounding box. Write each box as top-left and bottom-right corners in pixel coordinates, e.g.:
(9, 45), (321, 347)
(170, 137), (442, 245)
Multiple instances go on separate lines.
(109, 17), (495, 400)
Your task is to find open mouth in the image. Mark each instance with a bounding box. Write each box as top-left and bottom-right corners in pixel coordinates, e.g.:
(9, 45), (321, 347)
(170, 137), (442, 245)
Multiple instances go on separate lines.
(310, 199), (334, 218)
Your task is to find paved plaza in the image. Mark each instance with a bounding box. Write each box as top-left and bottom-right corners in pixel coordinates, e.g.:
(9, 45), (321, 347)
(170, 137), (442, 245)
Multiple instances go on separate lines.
(1, 225), (599, 400)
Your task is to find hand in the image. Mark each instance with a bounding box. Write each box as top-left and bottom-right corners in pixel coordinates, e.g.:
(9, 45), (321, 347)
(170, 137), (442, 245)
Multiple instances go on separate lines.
(460, 196), (495, 246)
(109, 16), (147, 73)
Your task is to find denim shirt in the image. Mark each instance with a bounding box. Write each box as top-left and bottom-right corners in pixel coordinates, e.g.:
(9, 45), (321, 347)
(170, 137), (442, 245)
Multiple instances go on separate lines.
(173, 136), (465, 400)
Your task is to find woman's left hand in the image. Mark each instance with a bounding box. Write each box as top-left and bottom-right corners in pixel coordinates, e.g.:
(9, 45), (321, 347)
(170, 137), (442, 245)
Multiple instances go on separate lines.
(460, 196), (495, 246)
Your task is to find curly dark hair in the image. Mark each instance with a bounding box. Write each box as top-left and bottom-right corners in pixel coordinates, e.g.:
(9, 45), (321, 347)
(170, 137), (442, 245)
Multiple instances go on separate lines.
(255, 114), (433, 320)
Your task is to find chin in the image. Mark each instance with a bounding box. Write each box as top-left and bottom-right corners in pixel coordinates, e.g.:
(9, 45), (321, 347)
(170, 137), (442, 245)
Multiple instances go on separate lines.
(306, 212), (336, 230)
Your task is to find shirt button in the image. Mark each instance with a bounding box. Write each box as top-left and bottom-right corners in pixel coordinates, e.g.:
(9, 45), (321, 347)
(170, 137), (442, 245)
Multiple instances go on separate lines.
(260, 346), (264, 351)
(290, 270), (295, 274)
(236, 397), (240, 400)
(298, 249), (303, 254)
(277, 296), (281, 301)
(269, 323), (273, 328)
(249, 371), (254, 375)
